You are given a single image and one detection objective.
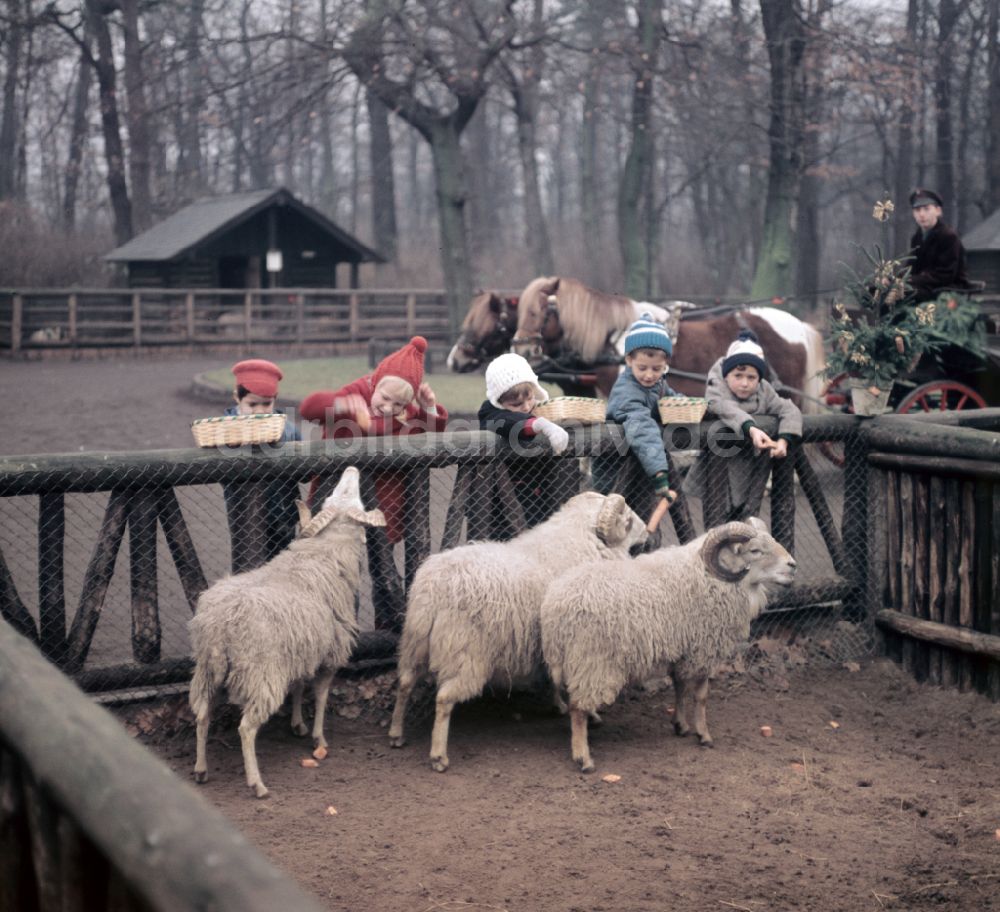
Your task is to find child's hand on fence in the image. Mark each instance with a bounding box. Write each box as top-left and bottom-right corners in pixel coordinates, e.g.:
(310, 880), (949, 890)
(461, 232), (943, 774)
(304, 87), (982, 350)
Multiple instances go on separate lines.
(769, 438), (788, 458)
(331, 394), (370, 430)
(532, 416), (570, 455)
(416, 382), (437, 411)
(748, 426), (775, 452)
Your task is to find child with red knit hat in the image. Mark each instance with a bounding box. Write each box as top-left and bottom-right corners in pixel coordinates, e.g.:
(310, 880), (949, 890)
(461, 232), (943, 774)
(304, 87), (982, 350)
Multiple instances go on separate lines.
(299, 338), (447, 630)
(222, 358), (302, 568)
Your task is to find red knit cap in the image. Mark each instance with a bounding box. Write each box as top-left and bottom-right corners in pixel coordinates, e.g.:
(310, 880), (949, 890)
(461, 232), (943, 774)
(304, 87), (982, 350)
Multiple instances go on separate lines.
(232, 359), (283, 398)
(371, 336), (427, 393)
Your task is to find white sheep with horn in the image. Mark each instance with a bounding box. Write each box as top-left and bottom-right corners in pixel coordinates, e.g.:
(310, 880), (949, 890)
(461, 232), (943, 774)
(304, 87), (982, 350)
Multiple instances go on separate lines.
(540, 518), (796, 772)
(189, 466), (385, 799)
(388, 491), (649, 772)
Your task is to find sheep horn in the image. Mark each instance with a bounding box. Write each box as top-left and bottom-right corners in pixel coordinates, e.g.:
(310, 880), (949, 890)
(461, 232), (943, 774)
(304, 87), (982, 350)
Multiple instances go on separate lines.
(595, 493), (628, 545)
(296, 500), (312, 528)
(298, 509), (337, 539)
(700, 522), (757, 582)
(347, 507), (386, 527)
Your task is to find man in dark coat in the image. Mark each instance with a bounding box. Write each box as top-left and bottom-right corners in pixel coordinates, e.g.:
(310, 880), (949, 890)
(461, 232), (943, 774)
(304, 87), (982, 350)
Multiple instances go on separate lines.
(908, 188), (971, 302)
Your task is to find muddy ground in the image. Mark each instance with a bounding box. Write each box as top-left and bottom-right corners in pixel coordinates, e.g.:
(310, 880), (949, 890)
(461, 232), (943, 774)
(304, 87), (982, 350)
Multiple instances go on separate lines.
(6, 354), (1000, 911)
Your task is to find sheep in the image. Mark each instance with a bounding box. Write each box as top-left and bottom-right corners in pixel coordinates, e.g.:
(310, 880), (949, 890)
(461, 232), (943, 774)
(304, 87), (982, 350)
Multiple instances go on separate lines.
(540, 517), (796, 772)
(387, 491), (649, 772)
(189, 466), (385, 799)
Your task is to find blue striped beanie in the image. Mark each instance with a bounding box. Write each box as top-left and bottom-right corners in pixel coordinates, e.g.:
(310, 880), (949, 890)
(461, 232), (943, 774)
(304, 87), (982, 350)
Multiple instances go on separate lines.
(624, 314), (672, 356)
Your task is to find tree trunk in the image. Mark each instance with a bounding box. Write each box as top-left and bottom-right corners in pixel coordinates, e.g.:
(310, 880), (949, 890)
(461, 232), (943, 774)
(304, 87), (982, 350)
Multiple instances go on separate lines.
(987, 0), (1000, 212)
(85, 0), (133, 244)
(893, 0), (920, 254)
(580, 11), (604, 286)
(0, 0), (23, 200)
(429, 121), (475, 336)
(178, 0), (205, 198)
(750, 0), (806, 301)
(122, 0), (153, 232)
(367, 90), (398, 262)
(934, 0), (959, 220)
(63, 34), (93, 231)
(618, 0), (661, 299)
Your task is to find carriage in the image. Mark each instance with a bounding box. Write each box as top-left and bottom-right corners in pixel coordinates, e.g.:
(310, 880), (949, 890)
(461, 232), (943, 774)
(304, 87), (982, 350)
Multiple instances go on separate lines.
(820, 291), (1000, 416)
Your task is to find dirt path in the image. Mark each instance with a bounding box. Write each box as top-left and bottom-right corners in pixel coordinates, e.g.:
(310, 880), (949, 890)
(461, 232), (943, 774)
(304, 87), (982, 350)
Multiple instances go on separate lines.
(132, 658), (1000, 912)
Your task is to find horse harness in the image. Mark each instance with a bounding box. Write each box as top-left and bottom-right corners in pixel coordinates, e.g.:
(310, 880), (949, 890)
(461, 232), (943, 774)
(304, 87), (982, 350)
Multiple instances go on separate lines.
(457, 295), (519, 365)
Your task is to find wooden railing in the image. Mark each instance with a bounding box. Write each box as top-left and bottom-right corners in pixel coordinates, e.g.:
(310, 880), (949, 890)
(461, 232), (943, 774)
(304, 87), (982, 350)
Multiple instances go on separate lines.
(0, 417), (862, 694)
(0, 619), (327, 912)
(865, 409), (1000, 700)
(0, 287), (454, 352)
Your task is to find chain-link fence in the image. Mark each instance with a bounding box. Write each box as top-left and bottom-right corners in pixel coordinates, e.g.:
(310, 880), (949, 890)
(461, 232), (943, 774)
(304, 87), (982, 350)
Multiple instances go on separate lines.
(0, 414), (873, 725)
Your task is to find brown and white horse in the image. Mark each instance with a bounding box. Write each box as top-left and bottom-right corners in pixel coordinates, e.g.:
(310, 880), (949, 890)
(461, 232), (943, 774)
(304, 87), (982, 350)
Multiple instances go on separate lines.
(510, 276), (826, 408)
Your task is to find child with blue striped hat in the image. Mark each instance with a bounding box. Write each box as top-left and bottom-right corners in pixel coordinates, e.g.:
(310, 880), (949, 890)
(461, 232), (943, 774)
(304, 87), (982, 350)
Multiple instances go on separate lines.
(594, 313), (680, 506)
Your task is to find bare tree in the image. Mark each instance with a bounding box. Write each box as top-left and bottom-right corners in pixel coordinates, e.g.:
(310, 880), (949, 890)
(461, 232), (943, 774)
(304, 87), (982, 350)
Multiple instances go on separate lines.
(987, 0), (1000, 211)
(63, 25), (93, 230)
(0, 0), (24, 200)
(122, 0), (152, 231)
(751, 0), (806, 300)
(342, 0), (517, 332)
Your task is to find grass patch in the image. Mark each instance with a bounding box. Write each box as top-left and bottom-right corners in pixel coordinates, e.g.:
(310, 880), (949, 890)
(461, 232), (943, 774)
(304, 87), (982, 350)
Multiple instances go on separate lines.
(200, 357), (562, 415)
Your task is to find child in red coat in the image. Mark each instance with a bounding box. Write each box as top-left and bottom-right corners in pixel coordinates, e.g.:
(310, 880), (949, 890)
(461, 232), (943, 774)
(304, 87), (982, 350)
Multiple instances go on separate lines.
(300, 336), (448, 543)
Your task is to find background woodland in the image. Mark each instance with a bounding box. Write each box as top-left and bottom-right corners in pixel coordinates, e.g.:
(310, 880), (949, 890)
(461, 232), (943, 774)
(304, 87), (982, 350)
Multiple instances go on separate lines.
(2, 0), (999, 321)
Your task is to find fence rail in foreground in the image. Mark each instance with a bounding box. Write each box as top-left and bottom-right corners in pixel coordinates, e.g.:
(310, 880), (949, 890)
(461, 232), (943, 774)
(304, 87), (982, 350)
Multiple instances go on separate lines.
(0, 620), (326, 912)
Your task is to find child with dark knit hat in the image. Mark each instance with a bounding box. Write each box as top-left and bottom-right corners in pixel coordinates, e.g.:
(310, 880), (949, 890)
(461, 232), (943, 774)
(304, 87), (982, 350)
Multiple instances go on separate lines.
(222, 359), (302, 568)
(687, 329), (802, 523)
(299, 337), (447, 630)
(594, 314), (680, 506)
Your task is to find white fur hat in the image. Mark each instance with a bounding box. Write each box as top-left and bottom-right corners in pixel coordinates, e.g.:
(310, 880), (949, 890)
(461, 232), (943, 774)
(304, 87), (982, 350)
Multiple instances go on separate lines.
(722, 329), (767, 378)
(485, 353), (550, 408)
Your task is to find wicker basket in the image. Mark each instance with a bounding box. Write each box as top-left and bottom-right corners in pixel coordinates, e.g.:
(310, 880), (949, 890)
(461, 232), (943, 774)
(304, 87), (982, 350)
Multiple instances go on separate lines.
(657, 396), (708, 424)
(191, 413), (286, 447)
(532, 396), (606, 425)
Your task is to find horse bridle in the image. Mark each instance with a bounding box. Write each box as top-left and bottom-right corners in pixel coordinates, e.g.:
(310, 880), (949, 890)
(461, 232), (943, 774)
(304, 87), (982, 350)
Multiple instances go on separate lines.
(511, 294), (562, 362)
(455, 296), (518, 365)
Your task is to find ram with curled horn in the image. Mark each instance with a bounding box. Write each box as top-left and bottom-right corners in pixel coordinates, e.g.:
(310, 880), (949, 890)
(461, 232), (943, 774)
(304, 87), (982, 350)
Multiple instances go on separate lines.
(541, 517), (796, 772)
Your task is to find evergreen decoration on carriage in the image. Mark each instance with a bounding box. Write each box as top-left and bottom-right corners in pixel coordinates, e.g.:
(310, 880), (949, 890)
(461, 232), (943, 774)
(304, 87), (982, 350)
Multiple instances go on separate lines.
(823, 198), (946, 414)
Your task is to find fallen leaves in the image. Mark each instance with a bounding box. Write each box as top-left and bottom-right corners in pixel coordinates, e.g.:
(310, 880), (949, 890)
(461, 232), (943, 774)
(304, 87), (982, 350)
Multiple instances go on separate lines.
(300, 758), (319, 768)
(326, 806), (338, 816)
(760, 725), (773, 738)
(601, 774), (622, 783)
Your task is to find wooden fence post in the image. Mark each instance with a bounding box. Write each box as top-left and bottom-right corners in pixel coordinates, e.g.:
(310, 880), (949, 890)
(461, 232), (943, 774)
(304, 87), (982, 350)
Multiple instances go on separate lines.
(131, 293), (141, 349)
(243, 291), (253, 345)
(296, 293), (305, 345)
(349, 293), (360, 342)
(129, 492), (160, 664)
(11, 293), (22, 353)
(406, 293), (417, 337)
(68, 293), (78, 347)
(185, 292), (195, 342)
(37, 492), (67, 663)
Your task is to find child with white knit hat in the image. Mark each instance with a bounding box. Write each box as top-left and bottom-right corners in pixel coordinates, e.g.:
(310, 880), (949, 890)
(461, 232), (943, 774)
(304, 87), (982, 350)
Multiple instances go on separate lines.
(478, 352), (569, 530)
(478, 352), (568, 454)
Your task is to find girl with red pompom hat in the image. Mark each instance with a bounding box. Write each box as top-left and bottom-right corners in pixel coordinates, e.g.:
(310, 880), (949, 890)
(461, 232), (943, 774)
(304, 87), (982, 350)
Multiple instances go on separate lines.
(299, 337), (448, 630)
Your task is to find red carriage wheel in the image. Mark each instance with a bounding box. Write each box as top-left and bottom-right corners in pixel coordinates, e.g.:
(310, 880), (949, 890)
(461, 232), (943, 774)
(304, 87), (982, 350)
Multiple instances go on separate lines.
(895, 380), (987, 414)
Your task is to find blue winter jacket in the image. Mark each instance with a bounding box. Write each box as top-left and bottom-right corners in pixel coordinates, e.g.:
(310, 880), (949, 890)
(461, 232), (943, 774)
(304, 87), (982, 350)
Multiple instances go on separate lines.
(605, 368), (678, 480)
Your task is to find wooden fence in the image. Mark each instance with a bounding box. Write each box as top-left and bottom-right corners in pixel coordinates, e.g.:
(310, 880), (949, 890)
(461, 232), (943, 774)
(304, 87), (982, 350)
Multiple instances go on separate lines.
(0, 416), (862, 694)
(0, 287), (455, 352)
(865, 409), (1000, 700)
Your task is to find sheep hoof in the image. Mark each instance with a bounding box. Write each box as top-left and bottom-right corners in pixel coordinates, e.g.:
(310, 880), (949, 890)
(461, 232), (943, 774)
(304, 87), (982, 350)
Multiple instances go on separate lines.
(698, 738), (714, 749)
(575, 758), (595, 773)
(430, 756), (449, 773)
(291, 723), (309, 737)
(252, 784), (270, 799)
(673, 722), (690, 737)
(388, 735), (406, 748)
(193, 770), (208, 784)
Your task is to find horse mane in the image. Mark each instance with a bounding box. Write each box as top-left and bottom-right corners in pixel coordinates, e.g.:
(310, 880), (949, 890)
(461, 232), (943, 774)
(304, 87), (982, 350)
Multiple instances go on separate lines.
(549, 277), (635, 364)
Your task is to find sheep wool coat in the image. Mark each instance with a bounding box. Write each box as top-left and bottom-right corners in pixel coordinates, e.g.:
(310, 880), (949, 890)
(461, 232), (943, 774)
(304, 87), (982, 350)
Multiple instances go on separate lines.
(300, 376), (448, 543)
